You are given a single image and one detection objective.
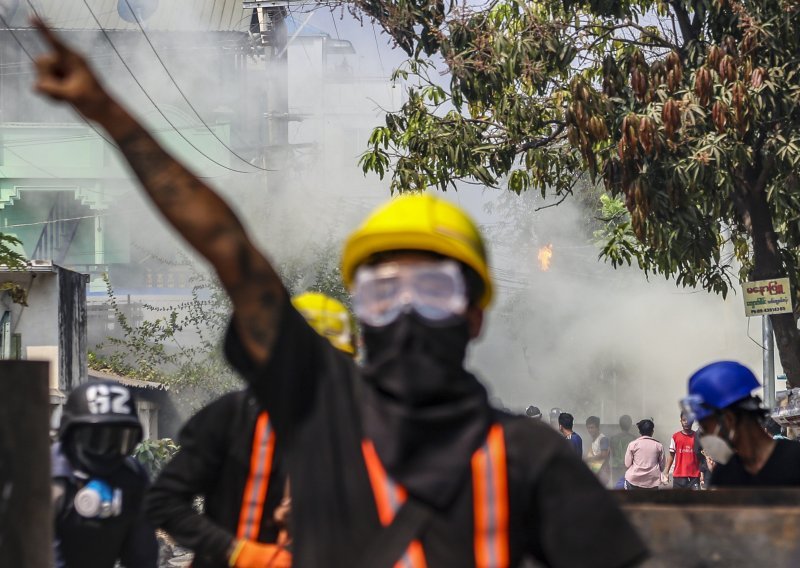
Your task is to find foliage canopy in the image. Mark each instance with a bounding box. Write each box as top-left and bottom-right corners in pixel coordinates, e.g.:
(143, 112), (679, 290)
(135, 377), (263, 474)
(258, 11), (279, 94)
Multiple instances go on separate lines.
(357, 0), (800, 384)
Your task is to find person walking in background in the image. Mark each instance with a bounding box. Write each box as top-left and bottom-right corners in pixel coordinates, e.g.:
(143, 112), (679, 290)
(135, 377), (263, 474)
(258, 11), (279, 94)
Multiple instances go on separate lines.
(663, 412), (702, 489)
(610, 415), (637, 488)
(585, 416), (611, 486)
(623, 420), (664, 490)
(558, 413), (583, 456)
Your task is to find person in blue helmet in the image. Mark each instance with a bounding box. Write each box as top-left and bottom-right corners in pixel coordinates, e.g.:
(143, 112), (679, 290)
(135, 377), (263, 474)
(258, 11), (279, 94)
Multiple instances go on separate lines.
(681, 361), (800, 487)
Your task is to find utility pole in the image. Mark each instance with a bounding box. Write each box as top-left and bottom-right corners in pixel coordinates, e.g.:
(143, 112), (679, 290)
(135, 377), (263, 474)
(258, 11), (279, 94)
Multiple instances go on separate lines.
(244, 1), (290, 173)
(763, 316), (776, 410)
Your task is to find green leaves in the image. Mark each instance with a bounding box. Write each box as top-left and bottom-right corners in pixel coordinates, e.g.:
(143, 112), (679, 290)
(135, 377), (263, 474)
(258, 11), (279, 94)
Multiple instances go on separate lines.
(0, 233), (28, 306)
(0, 233), (25, 270)
(133, 438), (179, 479)
(358, 0), (800, 375)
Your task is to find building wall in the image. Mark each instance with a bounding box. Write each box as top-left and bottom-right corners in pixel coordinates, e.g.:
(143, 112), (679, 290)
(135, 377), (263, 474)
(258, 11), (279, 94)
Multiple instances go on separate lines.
(0, 28), (248, 285)
(2, 270), (59, 349)
(58, 268), (88, 392)
(0, 266), (88, 395)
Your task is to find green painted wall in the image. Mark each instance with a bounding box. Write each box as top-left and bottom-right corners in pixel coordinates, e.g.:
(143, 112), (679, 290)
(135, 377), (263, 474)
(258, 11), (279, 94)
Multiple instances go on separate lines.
(0, 120), (232, 269)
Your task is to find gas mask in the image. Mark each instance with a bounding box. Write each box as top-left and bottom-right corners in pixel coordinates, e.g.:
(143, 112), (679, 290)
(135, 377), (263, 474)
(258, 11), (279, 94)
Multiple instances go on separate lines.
(74, 479), (122, 519)
(699, 422), (735, 465)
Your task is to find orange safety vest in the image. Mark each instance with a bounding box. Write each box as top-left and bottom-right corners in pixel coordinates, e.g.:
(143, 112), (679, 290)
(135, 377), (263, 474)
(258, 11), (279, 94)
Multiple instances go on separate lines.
(236, 411), (277, 540)
(362, 423), (510, 568)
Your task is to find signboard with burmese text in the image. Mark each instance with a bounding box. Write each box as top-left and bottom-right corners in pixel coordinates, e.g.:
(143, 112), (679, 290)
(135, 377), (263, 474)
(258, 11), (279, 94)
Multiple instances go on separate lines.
(743, 278), (793, 317)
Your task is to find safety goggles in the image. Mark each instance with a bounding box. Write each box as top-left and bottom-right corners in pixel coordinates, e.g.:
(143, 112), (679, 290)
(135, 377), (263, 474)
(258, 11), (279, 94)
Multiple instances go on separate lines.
(71, 424), (141, 458)
(353, 260), (468, 327)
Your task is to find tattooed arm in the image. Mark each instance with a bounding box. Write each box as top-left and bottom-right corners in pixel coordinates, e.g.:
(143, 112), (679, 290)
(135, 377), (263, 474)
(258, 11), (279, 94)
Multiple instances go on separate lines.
(31, 19), (282, 364)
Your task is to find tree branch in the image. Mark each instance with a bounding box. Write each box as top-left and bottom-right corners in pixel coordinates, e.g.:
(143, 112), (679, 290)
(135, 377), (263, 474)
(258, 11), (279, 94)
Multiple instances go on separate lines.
(626, 21), (680, 50)
(534, 176), (577, 211)
(668, 1), (697, 45)
(515, 124), (566, 153)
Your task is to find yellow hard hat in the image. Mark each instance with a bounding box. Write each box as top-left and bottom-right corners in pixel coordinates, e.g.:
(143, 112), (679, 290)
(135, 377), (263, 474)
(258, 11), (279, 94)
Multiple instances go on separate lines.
(291, 291), (355, 354)
(342, 193), (493, 308)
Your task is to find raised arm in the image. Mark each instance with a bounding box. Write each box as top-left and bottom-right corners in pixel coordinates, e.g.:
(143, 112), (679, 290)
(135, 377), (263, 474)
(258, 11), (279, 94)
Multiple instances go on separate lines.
(31, 19), (282, 364)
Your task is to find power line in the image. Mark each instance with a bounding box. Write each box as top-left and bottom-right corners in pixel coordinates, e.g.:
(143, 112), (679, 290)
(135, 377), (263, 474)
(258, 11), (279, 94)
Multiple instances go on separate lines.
(0, 122), (219, 149)
(371, 22), (384, 76)
(330, 10), (340, 40)
(119, 0), (271, 172)
(0, 8), (123, 160)
(3, 212), (108, 228)
(1, 6), (256, 185)
(78, 0), (259, 175)
(2, 135), (228, 182)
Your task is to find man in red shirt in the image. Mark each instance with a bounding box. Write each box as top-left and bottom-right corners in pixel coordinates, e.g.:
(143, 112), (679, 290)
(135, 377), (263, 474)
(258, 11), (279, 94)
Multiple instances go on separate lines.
(663, 412), (702, 489)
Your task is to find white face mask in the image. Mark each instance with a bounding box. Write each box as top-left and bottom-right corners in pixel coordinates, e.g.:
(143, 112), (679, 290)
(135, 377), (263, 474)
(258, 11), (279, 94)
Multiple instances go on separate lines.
(699, 424), (735, 465)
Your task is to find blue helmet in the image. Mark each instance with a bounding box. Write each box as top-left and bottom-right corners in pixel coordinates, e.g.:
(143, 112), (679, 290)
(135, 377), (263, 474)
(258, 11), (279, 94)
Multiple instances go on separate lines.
(681, 361), (761, 421)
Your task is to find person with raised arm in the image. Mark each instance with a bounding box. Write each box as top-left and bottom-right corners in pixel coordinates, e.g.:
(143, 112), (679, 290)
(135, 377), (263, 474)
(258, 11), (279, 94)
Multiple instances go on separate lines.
(32, 20), (647, 568)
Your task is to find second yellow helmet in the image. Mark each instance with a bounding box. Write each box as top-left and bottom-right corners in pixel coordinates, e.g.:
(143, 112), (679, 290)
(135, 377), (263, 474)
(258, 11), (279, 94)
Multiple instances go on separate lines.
(291, 291), (355, 354)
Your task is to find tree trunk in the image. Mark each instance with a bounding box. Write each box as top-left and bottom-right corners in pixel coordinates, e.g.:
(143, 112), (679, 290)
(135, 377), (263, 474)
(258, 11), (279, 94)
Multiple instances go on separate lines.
(742, 164), (800, 389)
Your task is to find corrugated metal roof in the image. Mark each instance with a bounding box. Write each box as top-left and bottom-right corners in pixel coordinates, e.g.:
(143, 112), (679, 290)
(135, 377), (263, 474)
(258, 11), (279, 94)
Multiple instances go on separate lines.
(89, 369), (168, 390)
(6, 0), (251, 32)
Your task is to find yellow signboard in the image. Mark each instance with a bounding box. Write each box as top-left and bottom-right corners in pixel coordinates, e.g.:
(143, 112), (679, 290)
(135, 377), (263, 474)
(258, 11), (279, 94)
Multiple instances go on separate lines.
(743, 278), (793, 317)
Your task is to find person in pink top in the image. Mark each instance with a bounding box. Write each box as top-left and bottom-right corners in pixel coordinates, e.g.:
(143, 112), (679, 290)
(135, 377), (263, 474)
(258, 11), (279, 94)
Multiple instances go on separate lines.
(624, 419), (665, 490)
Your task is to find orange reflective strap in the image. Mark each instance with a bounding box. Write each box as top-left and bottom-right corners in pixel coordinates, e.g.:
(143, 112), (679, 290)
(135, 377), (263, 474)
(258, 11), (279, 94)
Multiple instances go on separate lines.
(237, 411), (277, 540)
(361, 439), (428, 568)
(472, 423), (510, 568)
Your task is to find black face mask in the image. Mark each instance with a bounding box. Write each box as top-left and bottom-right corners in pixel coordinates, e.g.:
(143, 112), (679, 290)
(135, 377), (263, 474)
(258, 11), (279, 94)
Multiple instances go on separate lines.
(362, 312), (472, 406)
(360, 312), (492, 509)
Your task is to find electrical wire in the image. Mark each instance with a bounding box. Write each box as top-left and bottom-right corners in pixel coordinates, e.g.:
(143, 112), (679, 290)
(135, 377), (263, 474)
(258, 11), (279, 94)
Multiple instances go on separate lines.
(0, 125), (235, 182)
(330, 10), (340, 39)
(0, 1), (257, 180)
(746, 317), (767, 352)
(3, 213), (108, 228)
(119, 0), (271, 171)
(78, 0), (259, 174)
(0, 9), (126, 160)
(371, 22), (384, 76)
(0, 122), (216, 149)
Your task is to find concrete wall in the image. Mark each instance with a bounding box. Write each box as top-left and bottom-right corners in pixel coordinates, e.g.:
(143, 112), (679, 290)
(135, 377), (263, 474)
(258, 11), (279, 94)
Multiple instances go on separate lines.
(617, 489), (800, 566)
(2, 270), (59, 350)
(0, 266), (88, 399)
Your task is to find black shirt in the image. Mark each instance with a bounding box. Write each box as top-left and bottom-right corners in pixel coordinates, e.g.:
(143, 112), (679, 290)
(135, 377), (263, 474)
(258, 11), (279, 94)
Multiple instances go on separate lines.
(711, 439), (800, 487)
(145, 391), (287, 567)
(225, 298), (648, 568)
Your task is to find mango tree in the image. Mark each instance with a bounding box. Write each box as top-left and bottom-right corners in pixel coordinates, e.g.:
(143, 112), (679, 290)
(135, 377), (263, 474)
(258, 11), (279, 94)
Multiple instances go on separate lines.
(357, 0), (800, 386)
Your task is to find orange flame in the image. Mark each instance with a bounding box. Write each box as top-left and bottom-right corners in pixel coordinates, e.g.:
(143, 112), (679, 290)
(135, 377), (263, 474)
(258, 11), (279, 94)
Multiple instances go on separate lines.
(538, 244), (553, 271)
